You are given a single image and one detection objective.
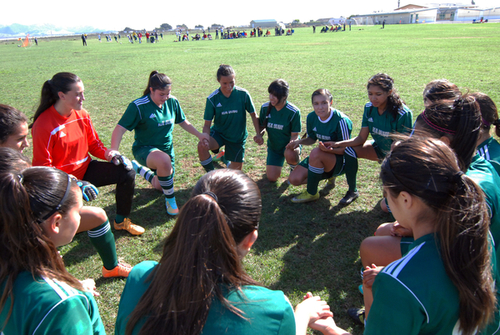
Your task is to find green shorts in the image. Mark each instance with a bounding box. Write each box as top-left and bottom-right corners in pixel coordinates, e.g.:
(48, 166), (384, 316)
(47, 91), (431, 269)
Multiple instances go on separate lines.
(210, 129), (245, 163)
(298, 154), (345, 179)
(267, 147), (285, 167)
(370, 140), (387, 162)
(132, 145), (175, 172)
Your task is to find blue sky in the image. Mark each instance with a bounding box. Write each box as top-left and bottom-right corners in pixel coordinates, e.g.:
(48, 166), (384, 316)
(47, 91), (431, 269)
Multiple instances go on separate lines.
(2, 0), (498, 30)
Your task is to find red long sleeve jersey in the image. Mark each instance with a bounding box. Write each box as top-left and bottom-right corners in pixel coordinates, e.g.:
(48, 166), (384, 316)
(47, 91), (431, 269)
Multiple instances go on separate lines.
(31, 106), (108, 179)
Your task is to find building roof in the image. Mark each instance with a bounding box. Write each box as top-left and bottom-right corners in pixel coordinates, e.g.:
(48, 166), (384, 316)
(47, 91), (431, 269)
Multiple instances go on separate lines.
(250, 19), (277, 23)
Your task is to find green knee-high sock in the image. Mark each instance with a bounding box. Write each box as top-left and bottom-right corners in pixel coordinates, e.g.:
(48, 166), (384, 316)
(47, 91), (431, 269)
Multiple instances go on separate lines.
(134, 161), (155, 184)
(158, 175), (174, 199)
(343, 151), (358, 192)
(200, 156), (214, 172)
(87, 220), (118, 270)
(307, 164), (324, 195)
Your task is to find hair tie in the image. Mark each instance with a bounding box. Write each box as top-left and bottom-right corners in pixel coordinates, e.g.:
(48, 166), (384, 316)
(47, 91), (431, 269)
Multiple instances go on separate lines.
(18, 174), (24, 183)
(421, 110), (456, 135)
(39, 174), (72, 222)
(482, 118), (491, 127)
(203, 191), (218, 203)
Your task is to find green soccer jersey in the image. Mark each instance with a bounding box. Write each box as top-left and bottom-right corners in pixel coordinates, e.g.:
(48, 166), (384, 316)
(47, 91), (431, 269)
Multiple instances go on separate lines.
(118, 94), (186, 152)
(115, 261), (295, 335)
(367, 234), (461, 334)
(361, 102), (413, 156)
(477, 137), (500, 164)
(259, 101), (301, 152)
(0, 272), (105, 335)
(306, 109), (356, 158)
(204, 86), (256, 143)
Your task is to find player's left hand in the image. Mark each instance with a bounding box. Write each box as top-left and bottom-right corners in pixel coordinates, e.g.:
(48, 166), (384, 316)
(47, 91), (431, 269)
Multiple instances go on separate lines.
(253, 134), (264, 145)
(319, 141), (334, 153)
(80, 278), (99, 296)
(77, 180), (99, 201)
(363, 264), (383, 288)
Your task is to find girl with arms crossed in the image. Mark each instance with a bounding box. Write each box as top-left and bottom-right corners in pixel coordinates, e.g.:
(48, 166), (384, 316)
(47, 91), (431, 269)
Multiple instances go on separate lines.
(111, 71), (209, 215)
(288, 89), (358, 205)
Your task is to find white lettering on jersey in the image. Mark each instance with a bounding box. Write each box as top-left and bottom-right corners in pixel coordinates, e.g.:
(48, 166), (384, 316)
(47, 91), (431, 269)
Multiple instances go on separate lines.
(221, 110), (238, 115)
(317, 134), (331, 140)
(158, 119), (174, 127)
(268, 123), (284, 130)
(372, 127), (389, 137)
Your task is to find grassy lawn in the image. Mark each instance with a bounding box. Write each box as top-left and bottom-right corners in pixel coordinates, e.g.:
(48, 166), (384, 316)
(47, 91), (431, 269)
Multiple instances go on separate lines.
(1, 23), (500, 334)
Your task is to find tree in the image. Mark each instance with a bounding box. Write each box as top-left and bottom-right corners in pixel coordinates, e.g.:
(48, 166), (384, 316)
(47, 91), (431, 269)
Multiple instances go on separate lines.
(293, 19), (300, 24)
(159, 23), (172, 30)
(195, 25), (204, 29)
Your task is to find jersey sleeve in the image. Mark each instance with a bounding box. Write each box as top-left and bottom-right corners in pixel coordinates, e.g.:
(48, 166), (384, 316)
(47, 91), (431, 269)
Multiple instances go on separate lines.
(173, 99), (187, 124)
(34, 294), (105, 335)
(361, 104), (370, 128)
(259, 104), (268, 128)
(277, 295), (297, 335)
(290, 109), (301, 133)
(244, 91), (256, 114)
(396, 106), (414, 134)
(204, 97), (215, 121)
(118, 102), (142, 131)
(306, 113), (317, 141)
(85, 114), (107, 161)
(364, 273), (425, 335)
(338, 119), (351, 141)
(31, 121), (54, 167)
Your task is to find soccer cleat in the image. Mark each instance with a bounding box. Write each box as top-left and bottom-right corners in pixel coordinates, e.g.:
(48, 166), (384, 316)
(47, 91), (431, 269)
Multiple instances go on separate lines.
(291, 190), (320, 203)
(213, 150), (226, 162)
(131, 160), (141, 174)
(114, 218), (145, 236)
(165, 197), (179, 216)
(339, 190), (359, 206)
(347, 307), (365, 326)
(102, 262), (132, 278)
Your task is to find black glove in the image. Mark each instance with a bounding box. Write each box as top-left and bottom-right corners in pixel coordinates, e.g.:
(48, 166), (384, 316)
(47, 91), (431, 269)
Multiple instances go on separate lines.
(111, 154), (133, 171)
(76, 180), (99, 202)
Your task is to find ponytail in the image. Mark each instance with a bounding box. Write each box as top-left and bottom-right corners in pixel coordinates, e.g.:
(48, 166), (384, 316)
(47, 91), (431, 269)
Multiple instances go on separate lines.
(142, 71), (172, 96)
(381, 137), (496, 334)
(0, 167), (82, 328)
(126, 170), (261, 335)
(31, 72), (80, 127)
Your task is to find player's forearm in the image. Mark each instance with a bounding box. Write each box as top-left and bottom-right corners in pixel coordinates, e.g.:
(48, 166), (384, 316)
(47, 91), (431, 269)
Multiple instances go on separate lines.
(110, 125), (127, 150)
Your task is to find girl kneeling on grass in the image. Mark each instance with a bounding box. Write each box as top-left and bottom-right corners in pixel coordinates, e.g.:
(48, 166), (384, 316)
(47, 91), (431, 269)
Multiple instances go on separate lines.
(111, 71), (208, 216)
(0, 167), (106, 334)
(314, 137), (497, 335)
(329, 73), (413, 207)
(253, 79), (301, 182)
(31, 72), (144, 236)
(115, 169), (333, 335)
(288, 89), (358, 206)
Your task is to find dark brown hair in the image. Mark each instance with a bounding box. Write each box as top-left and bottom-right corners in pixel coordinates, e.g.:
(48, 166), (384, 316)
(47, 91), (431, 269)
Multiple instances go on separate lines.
(0, 147), (30, 173)
(471, 92), (500, 138)
(414, 94), (480, 171)
(423, 79), (461, 106)
(0, 105), (28, 143)
(367, 73), (404, 122)
(216, 64), (235, 81)
(142, 71), (172, 96)
(381, 137), (495, 335)
(0, 167), (81, 329)
(126, 169), (261, 335)
(31, 72), (81, 127)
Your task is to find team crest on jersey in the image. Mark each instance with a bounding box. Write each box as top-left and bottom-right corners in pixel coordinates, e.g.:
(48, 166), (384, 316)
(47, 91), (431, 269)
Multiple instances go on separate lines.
(60, 132), (66, 138)
(149, 113), (156, 119)
(217, 103), (222, 107)
(313, 127), (317, 132)
(368, 117), (374, 122)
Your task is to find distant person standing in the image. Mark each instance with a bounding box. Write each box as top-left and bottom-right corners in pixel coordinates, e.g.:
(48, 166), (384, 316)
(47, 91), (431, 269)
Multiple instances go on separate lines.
(382, 19), (386, 29)
(313, 25), (316, 33)
(34, 36), (38, 46)
(215, 29), (219, 39)
(81, 34), (87, 46)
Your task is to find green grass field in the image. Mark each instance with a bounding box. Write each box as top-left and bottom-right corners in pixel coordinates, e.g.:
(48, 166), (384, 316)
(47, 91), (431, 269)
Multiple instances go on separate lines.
(2, 23), (500, 334)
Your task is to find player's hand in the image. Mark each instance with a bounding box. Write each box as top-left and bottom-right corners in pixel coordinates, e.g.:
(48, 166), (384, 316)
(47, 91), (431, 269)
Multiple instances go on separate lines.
(111, 153), (133, 171)
(391, 222), (413, 237)
(363, 264), (383, 288)
(319, 141), (335, 153)
(286, 140), (299, 150)
(77, 180), (99, 202)
(80, 279), (99, 296)
(253, 134), (264, 145)
(198, 132), (210, 145)
(295, 292), (333, 329)
(105, 149), (120, 161)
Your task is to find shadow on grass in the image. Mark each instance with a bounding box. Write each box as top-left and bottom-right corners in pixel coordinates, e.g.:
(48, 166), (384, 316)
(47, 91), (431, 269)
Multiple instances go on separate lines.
(62, 184), (195, 269)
